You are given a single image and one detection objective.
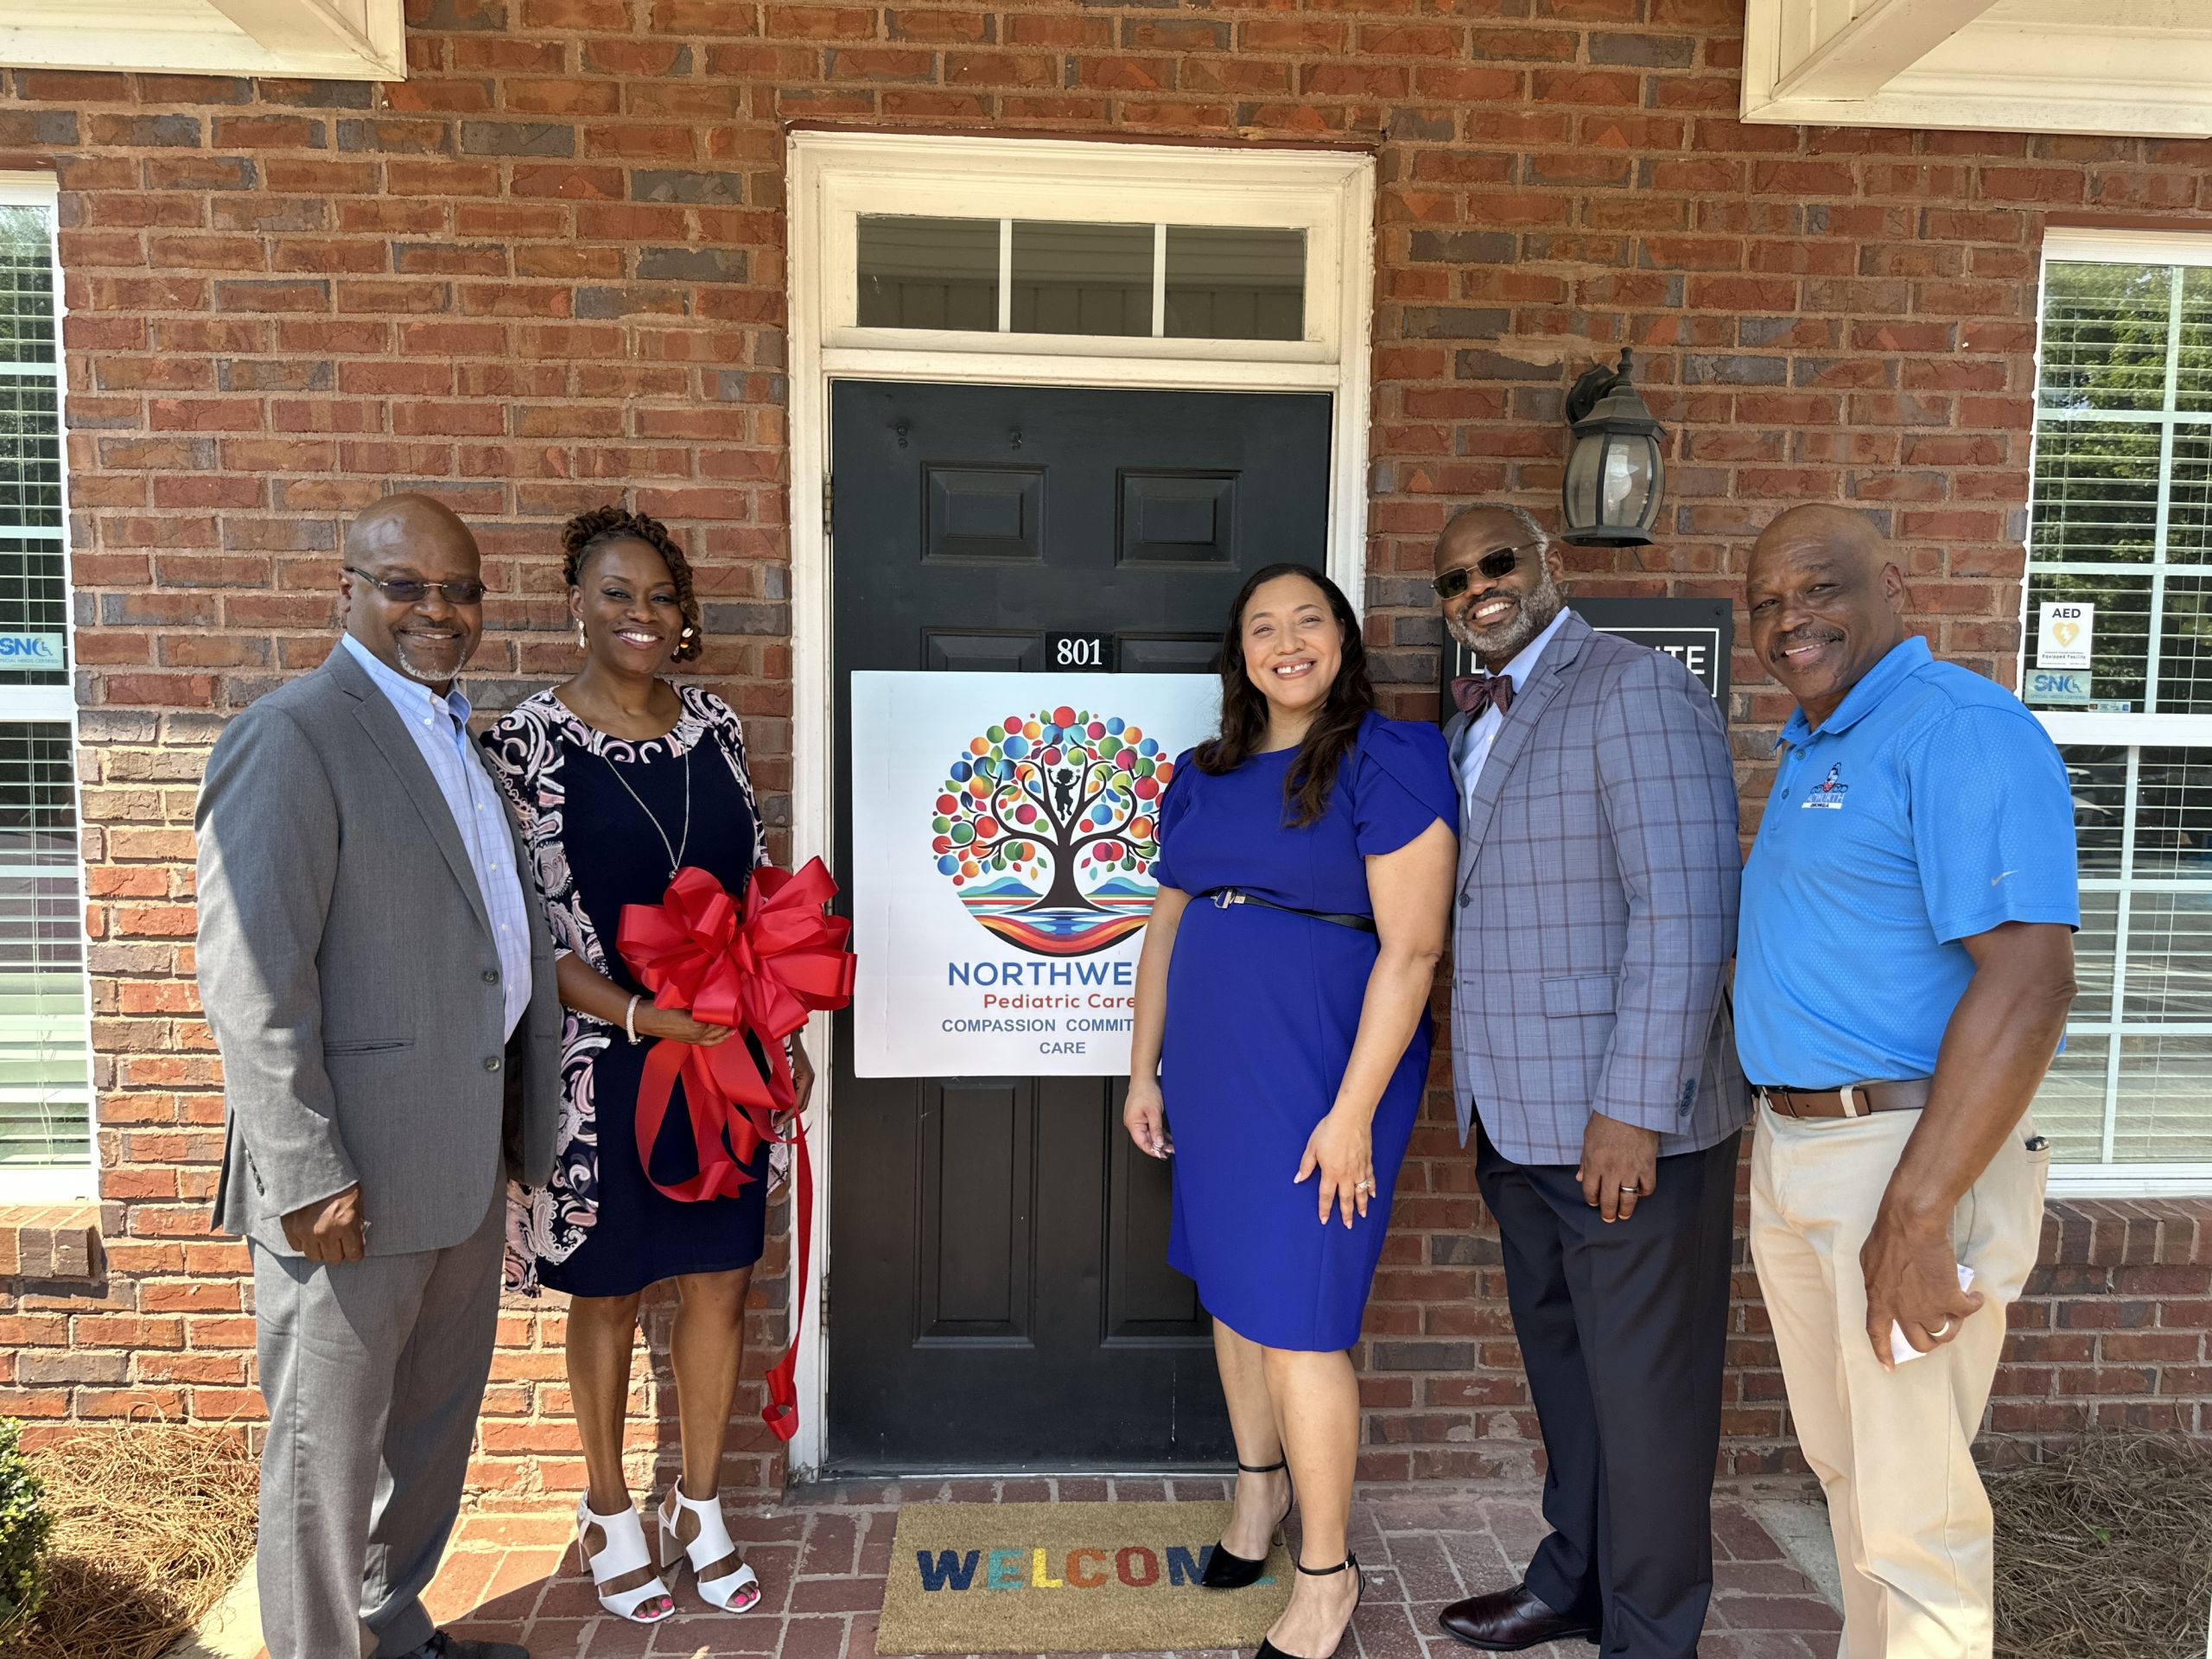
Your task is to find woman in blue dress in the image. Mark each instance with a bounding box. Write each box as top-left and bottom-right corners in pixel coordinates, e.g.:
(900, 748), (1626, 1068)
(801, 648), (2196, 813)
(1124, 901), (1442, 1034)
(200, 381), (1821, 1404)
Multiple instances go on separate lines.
(1126, 563), (1458, 1659)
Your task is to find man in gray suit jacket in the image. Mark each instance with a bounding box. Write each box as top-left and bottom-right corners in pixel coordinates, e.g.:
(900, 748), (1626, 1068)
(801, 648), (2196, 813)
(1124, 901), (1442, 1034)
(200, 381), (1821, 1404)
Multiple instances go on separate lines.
(196, 494), (562, 1659)
(1429, 505), (1748, 1659)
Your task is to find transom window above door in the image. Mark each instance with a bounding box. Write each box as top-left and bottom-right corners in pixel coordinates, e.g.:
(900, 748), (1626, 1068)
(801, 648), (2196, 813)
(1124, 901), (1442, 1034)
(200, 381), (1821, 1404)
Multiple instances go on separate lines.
(855, 215), (1306, 343)
(797, 132), (1367, 371)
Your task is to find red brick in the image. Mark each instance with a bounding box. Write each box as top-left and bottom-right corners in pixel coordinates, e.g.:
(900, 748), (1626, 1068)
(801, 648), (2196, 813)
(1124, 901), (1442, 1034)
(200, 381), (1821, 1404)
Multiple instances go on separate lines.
(1977, 166), (2087, 204)
(944, 52), (1055, 87)
(1239, 18), (1346, 51)
(766, 4), (875, 37)
(1529, 67), (1643, 105)
(1005, 16), (1108, 48)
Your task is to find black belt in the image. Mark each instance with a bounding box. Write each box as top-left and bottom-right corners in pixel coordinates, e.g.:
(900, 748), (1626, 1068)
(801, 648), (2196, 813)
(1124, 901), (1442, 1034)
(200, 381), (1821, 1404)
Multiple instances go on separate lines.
(1199, 887), (1377, 934)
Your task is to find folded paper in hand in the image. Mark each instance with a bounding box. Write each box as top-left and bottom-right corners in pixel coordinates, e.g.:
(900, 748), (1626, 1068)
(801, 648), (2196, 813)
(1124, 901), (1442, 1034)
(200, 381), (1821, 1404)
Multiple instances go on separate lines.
(1891, 1262), (1975, 1365)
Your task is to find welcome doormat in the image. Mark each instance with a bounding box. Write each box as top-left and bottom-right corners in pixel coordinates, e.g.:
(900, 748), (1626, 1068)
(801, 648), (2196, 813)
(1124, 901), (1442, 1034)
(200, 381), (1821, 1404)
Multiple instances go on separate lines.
(876, 1501), (1294, 1654)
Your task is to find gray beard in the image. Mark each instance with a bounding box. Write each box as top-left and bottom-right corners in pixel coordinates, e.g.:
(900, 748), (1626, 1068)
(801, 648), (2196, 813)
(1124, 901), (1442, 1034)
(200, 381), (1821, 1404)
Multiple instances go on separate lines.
(392, 634), (466, 686)
(1446, 572), (1564, 664)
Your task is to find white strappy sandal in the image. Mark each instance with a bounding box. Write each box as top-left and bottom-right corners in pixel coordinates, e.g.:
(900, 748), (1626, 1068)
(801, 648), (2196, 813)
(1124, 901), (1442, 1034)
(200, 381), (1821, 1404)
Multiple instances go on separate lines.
(658, 1486), (764, 1613)
(573, 1494), (677, 1624)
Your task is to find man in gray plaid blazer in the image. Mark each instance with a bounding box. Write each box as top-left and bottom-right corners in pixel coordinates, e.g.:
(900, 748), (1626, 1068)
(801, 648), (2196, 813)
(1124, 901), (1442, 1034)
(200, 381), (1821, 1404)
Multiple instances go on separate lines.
(1430, 505), (1748, 1659)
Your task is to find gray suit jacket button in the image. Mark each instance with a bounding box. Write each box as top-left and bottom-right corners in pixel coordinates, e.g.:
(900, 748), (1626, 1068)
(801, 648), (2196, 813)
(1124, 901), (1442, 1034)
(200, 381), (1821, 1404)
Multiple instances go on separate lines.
(482, 969), (499, 983)
(484, 1056), (501, 1072)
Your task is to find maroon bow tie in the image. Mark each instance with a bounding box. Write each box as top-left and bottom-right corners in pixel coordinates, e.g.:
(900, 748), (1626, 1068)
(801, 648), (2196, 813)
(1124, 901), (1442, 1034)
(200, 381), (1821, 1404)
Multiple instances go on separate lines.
(1451, 673), (1514, 717)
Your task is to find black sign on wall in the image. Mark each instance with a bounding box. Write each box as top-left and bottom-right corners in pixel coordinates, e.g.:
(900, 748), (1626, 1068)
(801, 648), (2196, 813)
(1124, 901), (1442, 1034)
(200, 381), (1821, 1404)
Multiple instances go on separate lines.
(1438, 595), (1732, 724)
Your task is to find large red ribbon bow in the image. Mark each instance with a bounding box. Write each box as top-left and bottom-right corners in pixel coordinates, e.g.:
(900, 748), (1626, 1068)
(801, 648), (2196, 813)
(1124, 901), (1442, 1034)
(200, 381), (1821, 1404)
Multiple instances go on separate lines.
(617, 857), (855, 1440)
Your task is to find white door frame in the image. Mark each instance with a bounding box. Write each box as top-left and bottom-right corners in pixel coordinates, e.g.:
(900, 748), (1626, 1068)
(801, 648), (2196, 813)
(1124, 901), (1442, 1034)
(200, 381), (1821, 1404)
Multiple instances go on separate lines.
(783, 130), (1376, 1476)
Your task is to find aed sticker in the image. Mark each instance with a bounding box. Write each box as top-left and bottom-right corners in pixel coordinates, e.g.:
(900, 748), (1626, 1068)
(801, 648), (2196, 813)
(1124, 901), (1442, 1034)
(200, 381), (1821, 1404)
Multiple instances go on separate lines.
(2036, 601), (2093, 671)
(2025, 669), (2093, 704)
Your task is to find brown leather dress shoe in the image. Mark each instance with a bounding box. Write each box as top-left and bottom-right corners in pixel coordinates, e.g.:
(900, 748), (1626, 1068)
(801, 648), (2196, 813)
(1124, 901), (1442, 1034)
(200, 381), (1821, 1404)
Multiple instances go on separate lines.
(1436, 1582), (1599, 1652)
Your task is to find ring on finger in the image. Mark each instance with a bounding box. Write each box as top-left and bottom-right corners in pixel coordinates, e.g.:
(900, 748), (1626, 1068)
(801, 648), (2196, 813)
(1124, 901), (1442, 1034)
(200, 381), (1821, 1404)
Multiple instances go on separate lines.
(1929, 1319), (1953, 1339)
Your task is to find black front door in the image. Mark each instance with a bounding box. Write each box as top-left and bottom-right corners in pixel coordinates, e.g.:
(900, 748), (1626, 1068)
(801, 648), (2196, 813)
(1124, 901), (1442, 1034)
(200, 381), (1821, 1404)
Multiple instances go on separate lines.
(828, 379), (1333, 1469)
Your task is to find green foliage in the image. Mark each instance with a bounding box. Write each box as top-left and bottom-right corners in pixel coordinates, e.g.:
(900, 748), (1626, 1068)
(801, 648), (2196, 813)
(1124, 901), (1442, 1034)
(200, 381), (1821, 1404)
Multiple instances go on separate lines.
(0, 204), (59, 365)
(0, 1419), (52, 1636)
(2036, 261), (2192, 417)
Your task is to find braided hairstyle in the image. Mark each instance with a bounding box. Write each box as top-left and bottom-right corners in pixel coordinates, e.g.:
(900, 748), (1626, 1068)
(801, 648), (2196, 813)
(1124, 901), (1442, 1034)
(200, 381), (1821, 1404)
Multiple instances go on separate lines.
(559, 504), (703, 663)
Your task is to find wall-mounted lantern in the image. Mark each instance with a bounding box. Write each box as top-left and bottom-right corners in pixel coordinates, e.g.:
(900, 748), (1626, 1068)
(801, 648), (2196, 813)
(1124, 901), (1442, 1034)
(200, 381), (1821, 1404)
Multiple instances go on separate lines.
(1560, 346), (1666, 548)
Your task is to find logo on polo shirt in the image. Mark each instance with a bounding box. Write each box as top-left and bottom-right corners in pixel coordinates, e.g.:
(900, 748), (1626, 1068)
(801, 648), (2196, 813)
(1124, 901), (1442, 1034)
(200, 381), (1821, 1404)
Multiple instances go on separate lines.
(1801, 763), (1849, 810)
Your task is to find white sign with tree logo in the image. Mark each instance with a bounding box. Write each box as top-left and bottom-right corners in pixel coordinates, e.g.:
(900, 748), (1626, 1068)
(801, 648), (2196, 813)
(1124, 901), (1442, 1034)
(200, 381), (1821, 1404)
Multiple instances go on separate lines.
(849, 671), (1222, 1077)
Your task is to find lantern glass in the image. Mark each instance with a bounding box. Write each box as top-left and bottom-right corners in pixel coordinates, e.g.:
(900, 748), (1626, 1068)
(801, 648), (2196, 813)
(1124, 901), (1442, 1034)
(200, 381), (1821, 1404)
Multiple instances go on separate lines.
(1563, 425), (1663, 543)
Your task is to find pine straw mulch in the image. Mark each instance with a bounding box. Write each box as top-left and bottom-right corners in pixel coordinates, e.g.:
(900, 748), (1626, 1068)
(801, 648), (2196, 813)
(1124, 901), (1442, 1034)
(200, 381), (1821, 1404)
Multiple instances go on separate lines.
(0, 1420), (257, 1659)
(1992, 1432), (2212, 1659)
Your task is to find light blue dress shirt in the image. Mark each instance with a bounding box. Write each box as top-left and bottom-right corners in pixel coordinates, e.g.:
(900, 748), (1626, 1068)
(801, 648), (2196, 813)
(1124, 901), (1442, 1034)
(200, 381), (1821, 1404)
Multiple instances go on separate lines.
(339, 633), (533, 1037)
(1450, 603), (1571, 817)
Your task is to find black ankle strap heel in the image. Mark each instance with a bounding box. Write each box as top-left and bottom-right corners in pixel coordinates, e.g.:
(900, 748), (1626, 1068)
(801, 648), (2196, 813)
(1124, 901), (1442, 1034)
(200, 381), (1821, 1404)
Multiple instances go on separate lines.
(1253, 1554), (1363, 1659)
(1200, 1459), (1294, 1590)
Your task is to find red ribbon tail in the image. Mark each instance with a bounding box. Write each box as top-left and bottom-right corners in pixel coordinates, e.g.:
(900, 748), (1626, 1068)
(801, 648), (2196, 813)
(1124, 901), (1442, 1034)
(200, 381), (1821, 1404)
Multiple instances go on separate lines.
(761, 1109), (812, 1444)
(634, 1039), (755, 1205)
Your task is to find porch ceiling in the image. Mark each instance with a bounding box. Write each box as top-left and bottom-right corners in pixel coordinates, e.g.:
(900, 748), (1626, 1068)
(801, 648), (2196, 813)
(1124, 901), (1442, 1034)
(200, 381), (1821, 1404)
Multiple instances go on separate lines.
(1743, 0), (2212, 138)
(0, 0), (404, 83)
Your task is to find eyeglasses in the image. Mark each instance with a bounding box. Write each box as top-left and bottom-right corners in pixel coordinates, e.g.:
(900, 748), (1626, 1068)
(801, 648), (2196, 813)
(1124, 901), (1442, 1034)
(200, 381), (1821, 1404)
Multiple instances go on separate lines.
(1430, 542), (1541, 601)
(345, 567), (486, 606)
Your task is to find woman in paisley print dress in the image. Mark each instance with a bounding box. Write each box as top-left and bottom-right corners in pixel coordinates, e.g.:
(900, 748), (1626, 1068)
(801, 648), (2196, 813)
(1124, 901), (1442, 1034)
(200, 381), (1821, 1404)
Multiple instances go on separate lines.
(482, 506), (813, 1626)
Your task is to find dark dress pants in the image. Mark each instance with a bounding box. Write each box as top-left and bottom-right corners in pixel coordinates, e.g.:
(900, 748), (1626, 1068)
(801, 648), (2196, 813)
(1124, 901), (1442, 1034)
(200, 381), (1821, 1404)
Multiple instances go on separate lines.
(1473, 1122), (1740, 1659)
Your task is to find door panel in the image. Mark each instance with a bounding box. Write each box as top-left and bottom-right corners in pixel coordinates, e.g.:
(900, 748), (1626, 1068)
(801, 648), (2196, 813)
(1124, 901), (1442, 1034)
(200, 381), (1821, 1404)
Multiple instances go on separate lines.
(827, 378), (1332, 1470)
(925, 467), (1046, 563)
(1104, 1131), (1208, 1341)
(1119, 472), (1239, 565)
(1119, 634), (1224, 674)
(916, 1079), (1034, 1341)
(923, 632), (1042, 673)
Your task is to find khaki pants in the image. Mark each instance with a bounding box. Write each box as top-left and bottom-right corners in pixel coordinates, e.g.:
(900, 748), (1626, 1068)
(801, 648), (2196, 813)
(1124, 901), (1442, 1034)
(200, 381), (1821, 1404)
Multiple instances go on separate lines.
(1749, 1105), (2049, 1659)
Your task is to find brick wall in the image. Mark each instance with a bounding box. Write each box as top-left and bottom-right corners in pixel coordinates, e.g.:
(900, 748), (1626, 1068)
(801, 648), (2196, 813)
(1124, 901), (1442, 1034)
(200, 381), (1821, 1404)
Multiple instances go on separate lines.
(1, 0), (2207, 1500)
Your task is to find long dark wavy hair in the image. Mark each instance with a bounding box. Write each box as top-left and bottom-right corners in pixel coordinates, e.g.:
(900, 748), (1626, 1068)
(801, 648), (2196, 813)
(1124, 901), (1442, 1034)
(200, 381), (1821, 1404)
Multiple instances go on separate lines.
(1193, 563), (1374, 828)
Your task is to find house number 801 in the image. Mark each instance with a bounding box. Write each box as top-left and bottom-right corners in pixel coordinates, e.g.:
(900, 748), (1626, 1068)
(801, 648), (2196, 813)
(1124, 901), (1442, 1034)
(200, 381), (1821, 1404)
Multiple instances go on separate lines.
(1048, 632), (1112, 671)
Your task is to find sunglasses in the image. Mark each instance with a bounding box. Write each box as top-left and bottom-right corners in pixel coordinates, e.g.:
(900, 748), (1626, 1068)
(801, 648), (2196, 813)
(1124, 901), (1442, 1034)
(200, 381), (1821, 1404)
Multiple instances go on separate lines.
(345, 567), (487, 606)
(1430, 542), (1541, 601)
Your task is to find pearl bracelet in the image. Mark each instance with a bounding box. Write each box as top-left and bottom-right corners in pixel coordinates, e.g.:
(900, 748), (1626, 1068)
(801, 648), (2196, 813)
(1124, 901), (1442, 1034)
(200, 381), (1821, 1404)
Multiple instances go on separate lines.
(624, 993), (640, 1043)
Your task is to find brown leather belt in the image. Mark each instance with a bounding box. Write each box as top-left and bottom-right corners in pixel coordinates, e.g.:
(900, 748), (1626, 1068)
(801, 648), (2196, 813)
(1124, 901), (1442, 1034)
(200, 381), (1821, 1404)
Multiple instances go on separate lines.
(1755, 1078), (1932, 1120)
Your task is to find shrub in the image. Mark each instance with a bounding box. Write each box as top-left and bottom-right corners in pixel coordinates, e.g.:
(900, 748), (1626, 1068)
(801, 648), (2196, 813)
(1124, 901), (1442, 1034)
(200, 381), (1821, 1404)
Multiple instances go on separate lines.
(0, 1419), (51, 1636)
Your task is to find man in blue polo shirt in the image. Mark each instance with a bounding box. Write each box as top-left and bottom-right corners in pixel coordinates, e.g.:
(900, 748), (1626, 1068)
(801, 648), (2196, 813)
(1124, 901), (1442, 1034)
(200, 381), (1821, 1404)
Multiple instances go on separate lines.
(1736, 505), (2077, 1659)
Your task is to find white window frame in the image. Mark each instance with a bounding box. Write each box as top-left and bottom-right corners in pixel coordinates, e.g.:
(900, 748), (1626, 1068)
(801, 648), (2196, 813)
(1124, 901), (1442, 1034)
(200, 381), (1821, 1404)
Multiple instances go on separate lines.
(784, 130), (1376, 1475)
(2026, 226), (2212, 1198)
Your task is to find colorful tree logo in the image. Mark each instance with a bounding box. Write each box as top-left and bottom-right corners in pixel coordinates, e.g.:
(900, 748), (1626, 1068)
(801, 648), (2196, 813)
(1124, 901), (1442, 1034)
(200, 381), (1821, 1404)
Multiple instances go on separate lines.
(932, 704), (1176, 957)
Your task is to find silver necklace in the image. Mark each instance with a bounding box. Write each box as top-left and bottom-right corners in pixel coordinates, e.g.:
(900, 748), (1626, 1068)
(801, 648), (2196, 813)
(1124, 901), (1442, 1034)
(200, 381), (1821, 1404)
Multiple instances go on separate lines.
(599, 736), (691, 872)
